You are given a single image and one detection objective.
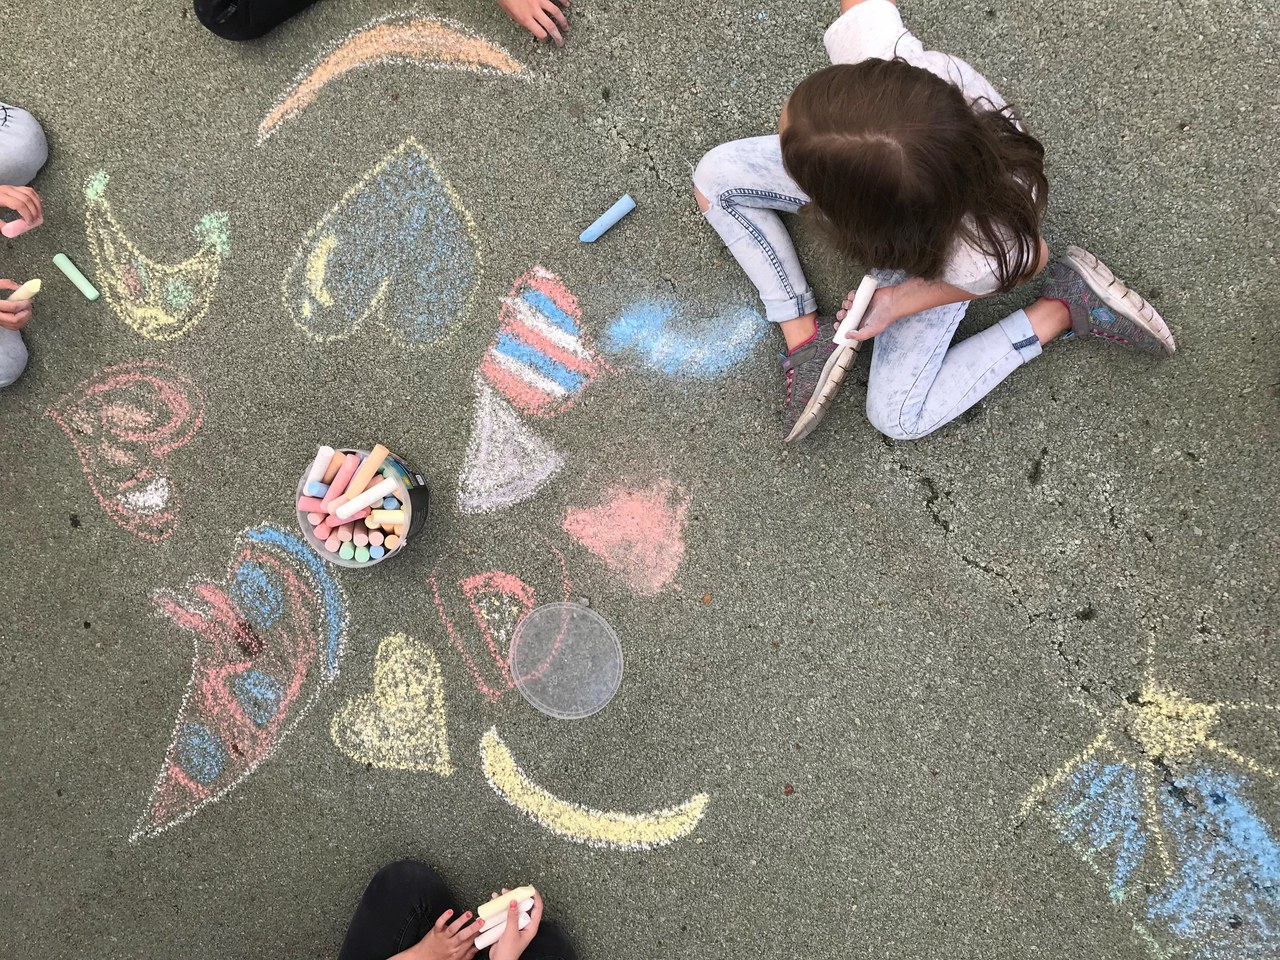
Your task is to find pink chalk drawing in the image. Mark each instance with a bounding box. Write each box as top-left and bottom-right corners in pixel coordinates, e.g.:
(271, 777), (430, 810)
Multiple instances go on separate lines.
(457, 382), (564, 515)
(132, 525), (348, 842)
(562, 482), (690, 595)
(428, 543), (571, 702)
(46, 361), (205, 543)
(479, 266), (606, 419)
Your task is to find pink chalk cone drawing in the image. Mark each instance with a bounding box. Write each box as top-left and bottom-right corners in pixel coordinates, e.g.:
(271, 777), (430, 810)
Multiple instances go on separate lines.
(428, 543), (571, 703)
(133, 524), (349, 842)
(458, 267), (604, 514)
(46, 362), (205, 543)
(562, 482), (690, 595)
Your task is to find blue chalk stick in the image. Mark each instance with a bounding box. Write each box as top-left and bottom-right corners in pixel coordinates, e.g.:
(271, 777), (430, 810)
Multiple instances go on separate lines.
(579, 194), (636, 242)
(369, 544), (386, 560)
(382, 496), (399, 510)
(306, 481), (329, 498)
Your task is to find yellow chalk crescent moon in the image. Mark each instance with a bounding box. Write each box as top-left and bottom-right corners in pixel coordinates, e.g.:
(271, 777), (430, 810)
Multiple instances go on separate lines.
(480, 727), (710, 850)
(259, 14), (530, 143)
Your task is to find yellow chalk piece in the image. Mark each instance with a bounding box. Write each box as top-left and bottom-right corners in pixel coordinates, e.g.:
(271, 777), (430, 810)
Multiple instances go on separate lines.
(368, 509), (405, 526)
(330, 634), (452, 775)
(7, 278), (41, 301)
(477, 886), (536, 922)
(305, 231), (338, 308)
(479, 727), (710, 850)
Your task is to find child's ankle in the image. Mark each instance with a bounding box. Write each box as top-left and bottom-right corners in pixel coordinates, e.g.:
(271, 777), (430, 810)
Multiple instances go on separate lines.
(781, 314), (818, 352)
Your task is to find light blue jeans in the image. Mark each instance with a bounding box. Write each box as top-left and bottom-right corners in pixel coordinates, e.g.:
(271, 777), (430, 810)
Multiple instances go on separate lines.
(694, 135), (1042, 440)
(0, 101), (48, 388)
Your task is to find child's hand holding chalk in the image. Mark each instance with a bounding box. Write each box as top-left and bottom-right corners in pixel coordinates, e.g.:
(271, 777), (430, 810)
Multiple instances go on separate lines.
(0, 185), (44, 237)
(487, 888), (544, 960)
(0, 279), (36, 331)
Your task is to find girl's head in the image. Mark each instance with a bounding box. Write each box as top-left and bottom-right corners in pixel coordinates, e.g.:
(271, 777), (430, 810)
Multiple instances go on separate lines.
(780, 60), (1048, 292)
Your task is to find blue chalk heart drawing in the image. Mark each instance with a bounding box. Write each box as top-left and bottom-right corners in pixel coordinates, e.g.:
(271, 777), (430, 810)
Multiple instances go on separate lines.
(604, 299), (769, 380)
(283, 137), (482, 345)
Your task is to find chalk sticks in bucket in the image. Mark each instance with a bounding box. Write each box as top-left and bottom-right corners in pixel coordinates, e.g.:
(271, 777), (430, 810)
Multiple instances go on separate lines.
(295, 444), (430, 568)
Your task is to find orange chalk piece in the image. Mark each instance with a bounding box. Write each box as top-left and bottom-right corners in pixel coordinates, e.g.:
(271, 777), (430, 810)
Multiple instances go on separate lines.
(345, 443), (389, 499)
(321, 450), (347, 484)
(384, 535), (400, 551)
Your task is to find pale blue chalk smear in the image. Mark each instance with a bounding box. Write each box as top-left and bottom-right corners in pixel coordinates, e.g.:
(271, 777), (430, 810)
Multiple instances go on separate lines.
(605, 299), (768, 379)
(580, 194), (636, 242)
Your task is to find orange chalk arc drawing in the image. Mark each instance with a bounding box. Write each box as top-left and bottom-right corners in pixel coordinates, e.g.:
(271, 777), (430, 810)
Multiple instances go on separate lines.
(259, 13), (531, 143)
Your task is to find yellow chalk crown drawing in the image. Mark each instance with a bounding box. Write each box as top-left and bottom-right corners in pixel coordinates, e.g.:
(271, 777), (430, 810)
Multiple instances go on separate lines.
(84, 170), (229, 341)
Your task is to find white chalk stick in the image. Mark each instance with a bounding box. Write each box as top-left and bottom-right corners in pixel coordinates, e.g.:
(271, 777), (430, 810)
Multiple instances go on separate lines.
(833, 274), (878, 345)
(474, 910), (531, 950)
(333, 476), (397, 520)
(305, 446), (335, 487)
(477, 886), (537, 922)
(6, 278), (41, 301)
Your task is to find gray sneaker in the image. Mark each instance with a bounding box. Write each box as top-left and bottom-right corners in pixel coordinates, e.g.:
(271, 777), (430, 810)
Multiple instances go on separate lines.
(1044, 245), (1175, 356)
(782, 321), (863, 443)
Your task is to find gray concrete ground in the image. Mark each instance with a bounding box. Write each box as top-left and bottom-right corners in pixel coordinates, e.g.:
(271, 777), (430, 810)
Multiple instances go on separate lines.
(2, 1), (1277, 958)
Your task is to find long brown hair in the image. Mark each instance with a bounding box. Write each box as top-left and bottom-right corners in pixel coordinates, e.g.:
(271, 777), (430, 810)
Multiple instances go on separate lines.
(780, 60), (1048, 292)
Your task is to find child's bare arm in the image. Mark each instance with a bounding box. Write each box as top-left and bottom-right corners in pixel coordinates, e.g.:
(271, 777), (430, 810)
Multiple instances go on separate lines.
(840, 239), (1048, 342)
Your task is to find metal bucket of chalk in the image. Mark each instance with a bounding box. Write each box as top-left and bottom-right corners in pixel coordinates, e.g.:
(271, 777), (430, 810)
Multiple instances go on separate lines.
(295, 446), (430, 569)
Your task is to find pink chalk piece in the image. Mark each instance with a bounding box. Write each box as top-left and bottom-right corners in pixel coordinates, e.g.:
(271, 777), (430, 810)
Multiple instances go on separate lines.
(306, 512), (325, 525)
(323, 454), (362, 506)
(297, 496), (327, 512)
(315, 521), (335, 540)
(562, 482), (689, 595)
(2, 218), (34, 239)
(369, 531), (385, 547)
(324, 535), (342, 552)
(353, 529), (369, 547)
(337, 523), (355, 543)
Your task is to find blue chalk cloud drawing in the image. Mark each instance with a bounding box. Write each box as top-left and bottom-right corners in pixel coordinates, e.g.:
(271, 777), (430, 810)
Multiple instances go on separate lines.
(604, 298), (768, 380)
(1022, 639), (1279, 959)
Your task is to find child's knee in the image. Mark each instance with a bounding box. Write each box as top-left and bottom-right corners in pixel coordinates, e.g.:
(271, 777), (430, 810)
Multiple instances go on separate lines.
(0, 104), (49, 186)
(0, 333), (29, 389)
(865, 389), (925, 441)
(691, 143), (739, 210)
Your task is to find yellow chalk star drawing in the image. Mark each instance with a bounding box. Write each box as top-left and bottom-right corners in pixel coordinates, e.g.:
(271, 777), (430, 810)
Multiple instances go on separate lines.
(331, 634), (453, 775)
(480, 727), (710, 850)
(83, 171), (229, 341)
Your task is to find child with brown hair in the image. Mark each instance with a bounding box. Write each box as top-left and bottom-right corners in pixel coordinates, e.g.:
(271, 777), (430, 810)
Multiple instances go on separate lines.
(694, 0), (1174, 442)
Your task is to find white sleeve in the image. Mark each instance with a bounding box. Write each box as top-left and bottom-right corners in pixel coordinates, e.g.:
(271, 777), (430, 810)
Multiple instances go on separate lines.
(824, 0), (922, 66)
(943, 229), (1005, 297)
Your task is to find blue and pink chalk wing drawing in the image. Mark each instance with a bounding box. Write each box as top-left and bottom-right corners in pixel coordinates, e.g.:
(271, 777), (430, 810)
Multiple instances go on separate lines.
(132, 525), (349, 842)
(282, 138), (482, 345)
(1043, 755), (1279, 958)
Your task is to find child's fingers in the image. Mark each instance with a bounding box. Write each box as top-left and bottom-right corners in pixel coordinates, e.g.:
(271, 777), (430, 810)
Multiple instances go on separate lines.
(0, 279), (19, 292)
(435, 909), (455, 931)
(446, 910), (475, 935)
(534, 11), (564, 45)
(542, 0), (569, 29)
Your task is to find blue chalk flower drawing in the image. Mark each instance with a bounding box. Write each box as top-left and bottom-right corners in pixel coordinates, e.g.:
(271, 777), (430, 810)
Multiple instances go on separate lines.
(1022, 637), (1279, 958)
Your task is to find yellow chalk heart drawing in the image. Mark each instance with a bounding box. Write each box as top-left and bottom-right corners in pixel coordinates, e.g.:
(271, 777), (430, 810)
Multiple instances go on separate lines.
(331, 634), (453, 775)
(480, 727), (709, 850)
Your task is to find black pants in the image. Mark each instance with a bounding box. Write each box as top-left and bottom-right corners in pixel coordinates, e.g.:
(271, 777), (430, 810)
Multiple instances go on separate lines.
(337, 861), (579, 960)
(193, 0), (319, 41)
